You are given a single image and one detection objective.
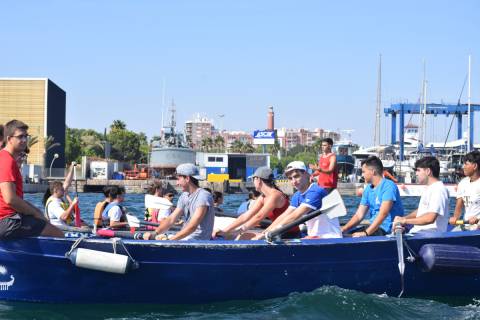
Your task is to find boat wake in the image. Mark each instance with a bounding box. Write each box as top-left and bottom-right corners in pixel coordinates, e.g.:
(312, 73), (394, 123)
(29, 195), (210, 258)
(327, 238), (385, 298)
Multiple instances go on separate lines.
(1, 287), (479, 320)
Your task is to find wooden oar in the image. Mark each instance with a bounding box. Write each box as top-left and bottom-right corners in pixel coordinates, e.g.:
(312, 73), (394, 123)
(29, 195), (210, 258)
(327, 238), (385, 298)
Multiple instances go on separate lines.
(266, 189), (347, 241)
(126, 214), (160, 228)
(215, 211), (272, 228)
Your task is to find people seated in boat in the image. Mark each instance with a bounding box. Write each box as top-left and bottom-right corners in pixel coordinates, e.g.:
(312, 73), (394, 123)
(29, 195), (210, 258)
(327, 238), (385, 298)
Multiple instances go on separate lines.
(254, 161), (342, 240)
(212, 166), (298, 240)
(237, 190), (261, 215)
(342, 156), (404, 237)
(0, 120), (63, 239)
(143, 163), (215, 240)
(92, 186), (114, 228)
(101, 186), (129, 229)
(309, 138), (338, 192)
(42, 163), (81, 228)
(393, 157), (449, 234)
(213, 191), (224, 215)
(144, 181), (174, 223)
(449, 150), (480, 228)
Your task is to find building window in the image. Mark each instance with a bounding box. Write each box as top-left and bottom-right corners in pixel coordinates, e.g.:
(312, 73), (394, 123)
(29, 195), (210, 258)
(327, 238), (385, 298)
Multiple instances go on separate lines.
(216, 157), (223, 162)
(208, 157), (216, 162)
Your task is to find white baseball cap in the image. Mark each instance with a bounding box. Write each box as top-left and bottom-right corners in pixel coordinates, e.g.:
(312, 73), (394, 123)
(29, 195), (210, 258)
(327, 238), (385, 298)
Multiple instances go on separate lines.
(284, 161), (307, 174)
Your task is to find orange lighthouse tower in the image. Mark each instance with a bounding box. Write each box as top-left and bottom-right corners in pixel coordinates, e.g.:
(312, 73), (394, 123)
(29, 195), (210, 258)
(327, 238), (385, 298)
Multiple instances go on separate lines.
(267, 106), (274, 130)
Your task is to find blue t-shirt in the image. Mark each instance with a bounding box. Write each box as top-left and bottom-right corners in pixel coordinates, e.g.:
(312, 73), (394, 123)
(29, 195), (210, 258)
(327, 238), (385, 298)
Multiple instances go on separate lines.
(290, 183), (328, 211)
(360, 178), (404, 233)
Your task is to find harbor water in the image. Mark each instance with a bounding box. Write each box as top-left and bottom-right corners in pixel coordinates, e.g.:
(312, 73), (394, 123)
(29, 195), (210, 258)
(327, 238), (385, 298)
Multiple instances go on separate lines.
(0, 193), (477, 320)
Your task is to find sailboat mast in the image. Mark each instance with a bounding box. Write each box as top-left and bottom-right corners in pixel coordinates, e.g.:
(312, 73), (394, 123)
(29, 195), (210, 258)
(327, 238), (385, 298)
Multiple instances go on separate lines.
(467, 55), (472, 152)
(374, 54), (382, 146)
(421, 60), (427, 146)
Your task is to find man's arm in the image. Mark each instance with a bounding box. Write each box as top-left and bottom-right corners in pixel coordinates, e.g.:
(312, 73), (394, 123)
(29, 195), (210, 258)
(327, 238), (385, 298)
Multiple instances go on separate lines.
(396, 211), (437, 226)
(449, 198), (464, 225)
(240, 195), (279, 231)
(170, 206), (208, 240)
(341, 204), (368, 232)
(274, 205), (311, 228)
(263, 207), (295, 233)
(63, 164), (75, 191)
(218, 197), (264, 233)
(360, 200), (393, 236)
(154, 206), (184, 235)
(0, 182), (45, 220)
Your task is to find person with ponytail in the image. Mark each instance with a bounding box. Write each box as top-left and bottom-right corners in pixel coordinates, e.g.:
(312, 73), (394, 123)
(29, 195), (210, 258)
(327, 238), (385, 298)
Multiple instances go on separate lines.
(42, 163), (78, 227)
(212, 166), (299, 240)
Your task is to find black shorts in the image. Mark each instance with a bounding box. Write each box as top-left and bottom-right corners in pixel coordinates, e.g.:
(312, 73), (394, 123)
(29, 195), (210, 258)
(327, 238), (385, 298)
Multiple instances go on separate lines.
(0, 213), (47, 239)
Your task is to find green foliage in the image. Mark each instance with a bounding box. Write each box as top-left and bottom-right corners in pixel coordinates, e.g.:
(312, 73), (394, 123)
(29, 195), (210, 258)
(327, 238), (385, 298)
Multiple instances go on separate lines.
(230, 139), (254, 153)
(65, 121), (149, 164)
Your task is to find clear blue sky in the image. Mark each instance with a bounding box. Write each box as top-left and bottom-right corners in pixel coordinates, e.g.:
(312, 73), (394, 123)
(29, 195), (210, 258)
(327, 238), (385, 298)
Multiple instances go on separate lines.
(1, 0), (479, 146)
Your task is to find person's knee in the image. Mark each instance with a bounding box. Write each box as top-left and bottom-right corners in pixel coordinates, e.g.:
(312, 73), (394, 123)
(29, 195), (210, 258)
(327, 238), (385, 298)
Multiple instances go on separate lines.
(41, 223), (64, 238)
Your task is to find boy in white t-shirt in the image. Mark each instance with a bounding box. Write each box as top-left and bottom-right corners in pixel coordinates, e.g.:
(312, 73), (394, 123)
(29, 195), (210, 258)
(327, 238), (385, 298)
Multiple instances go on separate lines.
(394, 156), (449, 233)
(449, 151), (480, 226)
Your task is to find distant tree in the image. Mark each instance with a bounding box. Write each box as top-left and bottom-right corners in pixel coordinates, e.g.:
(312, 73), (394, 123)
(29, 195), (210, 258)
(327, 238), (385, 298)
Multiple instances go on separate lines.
(213, 135), (225, 152)
(229, 139), (244, 153)
(230, 139), (254, 153)
(65, 127), (82, 163)
(110, 120), (127, 131)
(108, 129), (142, 162)
(201, 137), (213, 152)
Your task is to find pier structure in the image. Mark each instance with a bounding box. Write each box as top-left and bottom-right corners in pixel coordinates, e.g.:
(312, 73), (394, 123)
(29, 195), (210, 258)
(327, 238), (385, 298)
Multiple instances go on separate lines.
(384, 103), (480, 161)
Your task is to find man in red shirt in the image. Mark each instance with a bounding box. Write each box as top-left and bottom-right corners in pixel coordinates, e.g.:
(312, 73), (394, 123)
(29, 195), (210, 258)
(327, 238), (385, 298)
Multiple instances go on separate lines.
(309, 138), (338, 192)
(0, 120), (63, 239)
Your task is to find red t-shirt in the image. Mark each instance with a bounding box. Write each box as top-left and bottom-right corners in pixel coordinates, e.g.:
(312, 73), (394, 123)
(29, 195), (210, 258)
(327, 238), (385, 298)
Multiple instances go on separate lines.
(0, 149), (23, 219)
(317, 153), (338, 189)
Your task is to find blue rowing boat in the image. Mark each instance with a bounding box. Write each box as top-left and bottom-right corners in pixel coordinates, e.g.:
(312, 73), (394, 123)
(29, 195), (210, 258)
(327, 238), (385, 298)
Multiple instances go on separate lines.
(0, 230), (480, 303)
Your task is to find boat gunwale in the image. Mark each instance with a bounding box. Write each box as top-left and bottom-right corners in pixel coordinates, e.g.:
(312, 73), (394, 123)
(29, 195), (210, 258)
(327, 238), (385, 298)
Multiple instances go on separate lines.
(20, 229), (480, 249)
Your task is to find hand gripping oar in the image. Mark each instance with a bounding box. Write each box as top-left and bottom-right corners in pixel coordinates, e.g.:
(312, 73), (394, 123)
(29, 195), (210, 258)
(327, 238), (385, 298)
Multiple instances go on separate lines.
(266, 189), (347, 242)
(394, 222), (405, 297)
(73, 162), (81, 227)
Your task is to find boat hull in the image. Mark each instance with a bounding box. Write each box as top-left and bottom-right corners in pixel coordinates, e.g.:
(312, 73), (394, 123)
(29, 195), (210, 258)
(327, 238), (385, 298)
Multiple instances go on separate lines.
(0, 232), (479, 303)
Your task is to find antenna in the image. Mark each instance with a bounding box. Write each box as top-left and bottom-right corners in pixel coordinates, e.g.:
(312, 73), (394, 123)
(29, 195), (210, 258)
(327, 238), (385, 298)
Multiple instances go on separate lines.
(467, 55), (472, 152)
(218, 114), (225, 133)
(374, 54), (382, 146)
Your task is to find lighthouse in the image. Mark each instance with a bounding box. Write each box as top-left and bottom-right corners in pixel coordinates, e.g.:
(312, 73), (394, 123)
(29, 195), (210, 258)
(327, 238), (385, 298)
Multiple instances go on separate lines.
(267, 106), (274, 130)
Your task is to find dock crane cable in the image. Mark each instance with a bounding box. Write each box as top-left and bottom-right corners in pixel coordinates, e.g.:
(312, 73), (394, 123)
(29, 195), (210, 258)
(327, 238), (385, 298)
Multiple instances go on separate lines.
(443, 74), (468, 149)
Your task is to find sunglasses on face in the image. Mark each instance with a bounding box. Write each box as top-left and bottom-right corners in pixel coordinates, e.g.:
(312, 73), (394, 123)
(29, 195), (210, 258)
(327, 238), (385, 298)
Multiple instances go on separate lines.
(10, 134), (30, 141)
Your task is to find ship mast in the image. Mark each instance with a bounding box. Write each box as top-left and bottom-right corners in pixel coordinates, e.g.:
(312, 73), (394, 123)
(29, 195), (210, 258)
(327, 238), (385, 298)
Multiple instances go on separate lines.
(374, 54), (382, 146)
(420, 60), (428, 147)
(467, 55), (472, 152)
(169, 99), (177, 146)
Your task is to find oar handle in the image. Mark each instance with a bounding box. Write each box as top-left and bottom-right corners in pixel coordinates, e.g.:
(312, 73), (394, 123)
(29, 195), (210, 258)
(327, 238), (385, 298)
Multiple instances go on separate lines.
(266, 207), (323, 242)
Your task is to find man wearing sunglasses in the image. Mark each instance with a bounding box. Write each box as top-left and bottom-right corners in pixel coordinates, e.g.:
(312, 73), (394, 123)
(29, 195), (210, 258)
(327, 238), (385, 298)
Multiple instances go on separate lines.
(0, 120), (63, 239)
